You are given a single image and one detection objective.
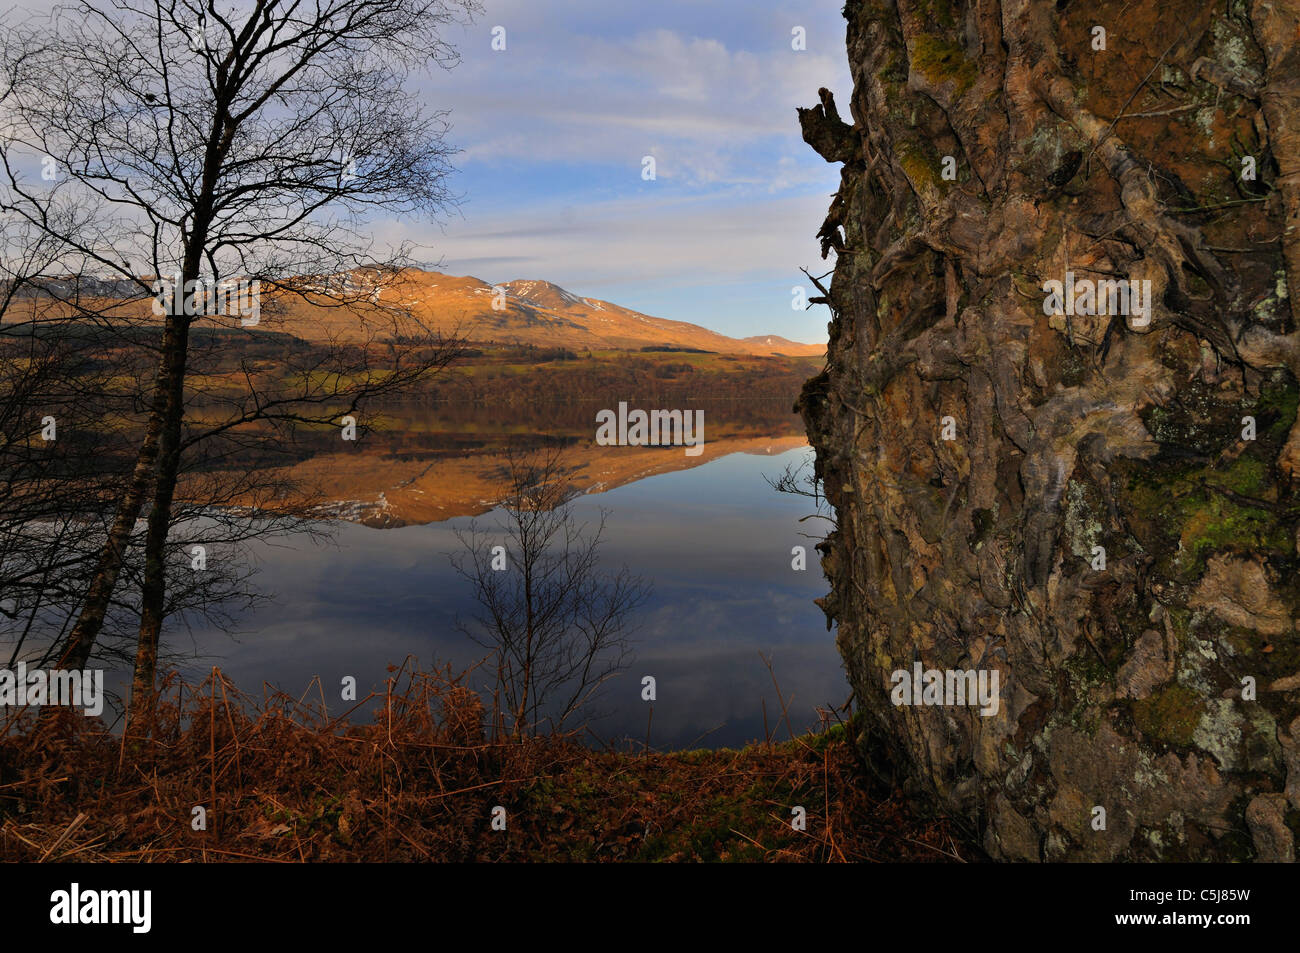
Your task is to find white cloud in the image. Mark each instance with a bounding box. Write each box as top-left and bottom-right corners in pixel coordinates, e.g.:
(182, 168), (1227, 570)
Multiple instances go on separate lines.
(391, 188), (834, 297)
(434, 21), (849, 187)
(3, 0), (851, 339)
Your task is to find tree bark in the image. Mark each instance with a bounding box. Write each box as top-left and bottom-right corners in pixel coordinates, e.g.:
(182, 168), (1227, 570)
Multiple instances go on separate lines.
(802, 0), (1300, 860)
(128, 102), (227, 707)
(58, 355), (169, 670)
(129, 307), (192, 710)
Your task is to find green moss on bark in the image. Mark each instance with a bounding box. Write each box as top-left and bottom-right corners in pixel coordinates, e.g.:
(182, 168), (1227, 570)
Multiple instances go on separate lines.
(1132, 684), (1207, 746)
(910, 36), (977, 94)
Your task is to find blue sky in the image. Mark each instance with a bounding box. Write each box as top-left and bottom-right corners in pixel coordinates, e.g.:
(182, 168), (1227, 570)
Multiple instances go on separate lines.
(391, 1), (853, 343)
(7, 0), (853, 343)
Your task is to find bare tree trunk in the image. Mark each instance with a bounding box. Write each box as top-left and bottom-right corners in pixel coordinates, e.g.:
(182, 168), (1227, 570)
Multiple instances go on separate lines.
(802, 0), (1299, 861)
(130, 308), (192, 707)
(58, 359), (168, 670)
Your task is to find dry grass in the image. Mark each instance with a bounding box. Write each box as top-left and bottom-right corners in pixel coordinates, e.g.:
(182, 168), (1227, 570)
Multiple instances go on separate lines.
(0, 661), (969, 862)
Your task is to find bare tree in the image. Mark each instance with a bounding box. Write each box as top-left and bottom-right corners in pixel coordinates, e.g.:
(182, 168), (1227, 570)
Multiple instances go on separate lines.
(0, 0), (479, 696)
(0, 265), (322, 692)
(450, 447), (651, 735)
(0, 239), (130, 670)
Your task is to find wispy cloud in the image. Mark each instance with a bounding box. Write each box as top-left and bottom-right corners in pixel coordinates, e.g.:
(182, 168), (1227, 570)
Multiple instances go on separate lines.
(407, 2), (852, 339)
(440, 19), (846, 190)
(426, 191), (830, 290)
(6, 0), (851, 340)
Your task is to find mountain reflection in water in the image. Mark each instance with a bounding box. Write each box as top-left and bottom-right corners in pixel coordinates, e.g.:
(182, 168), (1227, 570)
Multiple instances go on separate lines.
(174, 442), (845, 750)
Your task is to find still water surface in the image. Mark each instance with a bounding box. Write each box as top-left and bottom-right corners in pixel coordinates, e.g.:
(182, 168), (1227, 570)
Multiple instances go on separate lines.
(172, 444), (846, 749)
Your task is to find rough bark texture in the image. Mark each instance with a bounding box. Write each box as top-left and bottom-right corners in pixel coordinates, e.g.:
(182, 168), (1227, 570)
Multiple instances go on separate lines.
(801, 0), (1300, 860)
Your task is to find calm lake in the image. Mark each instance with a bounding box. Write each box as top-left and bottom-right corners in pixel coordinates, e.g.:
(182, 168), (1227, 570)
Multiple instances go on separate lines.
(166, 442), (847, 750)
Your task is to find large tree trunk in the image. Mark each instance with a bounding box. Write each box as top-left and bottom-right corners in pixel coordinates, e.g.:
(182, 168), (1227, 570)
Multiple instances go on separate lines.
(801, 0), (1300, 861)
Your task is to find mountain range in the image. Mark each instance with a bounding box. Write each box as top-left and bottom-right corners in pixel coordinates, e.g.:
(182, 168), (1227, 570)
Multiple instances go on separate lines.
(12, 267), (821, 356)
(364, 271), (821, 356)
(280, 270), (826, 356)
(13, 269), (825, 357)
